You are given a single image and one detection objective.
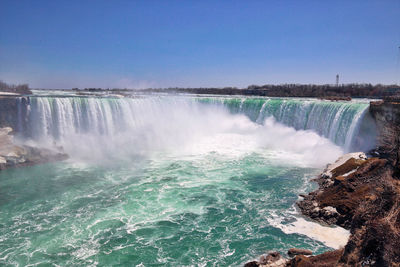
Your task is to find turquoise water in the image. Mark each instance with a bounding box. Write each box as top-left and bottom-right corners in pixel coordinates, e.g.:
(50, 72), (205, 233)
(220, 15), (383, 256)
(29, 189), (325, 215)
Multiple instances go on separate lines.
(1, 95), (368, 266)
(0, 154), (326, 266)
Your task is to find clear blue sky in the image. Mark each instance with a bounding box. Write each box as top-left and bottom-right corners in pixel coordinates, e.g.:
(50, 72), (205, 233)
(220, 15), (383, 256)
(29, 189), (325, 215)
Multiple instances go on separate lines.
(1, 0), (399, 89)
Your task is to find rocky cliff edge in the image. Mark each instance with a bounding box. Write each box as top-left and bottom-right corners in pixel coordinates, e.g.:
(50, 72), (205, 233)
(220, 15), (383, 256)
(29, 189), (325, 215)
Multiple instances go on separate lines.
(0, 127), (68, 170)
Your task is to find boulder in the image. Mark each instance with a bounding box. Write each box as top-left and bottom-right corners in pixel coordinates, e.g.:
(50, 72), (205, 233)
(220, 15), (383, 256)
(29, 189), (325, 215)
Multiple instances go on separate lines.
(0, 127), (68, 170)
(259, 251), (287, 267)
(244, 261), (259, 267)
(287, 248), (313, 257)
(244, 252), (288, 267)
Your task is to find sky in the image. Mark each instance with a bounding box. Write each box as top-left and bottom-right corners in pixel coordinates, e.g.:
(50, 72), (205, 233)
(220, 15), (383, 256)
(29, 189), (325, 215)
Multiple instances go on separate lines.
(0, 0), (399, 89)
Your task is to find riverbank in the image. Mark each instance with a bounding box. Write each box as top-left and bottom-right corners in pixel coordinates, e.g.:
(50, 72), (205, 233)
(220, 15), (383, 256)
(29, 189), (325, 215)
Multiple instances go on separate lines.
(245, 98), (400, 266)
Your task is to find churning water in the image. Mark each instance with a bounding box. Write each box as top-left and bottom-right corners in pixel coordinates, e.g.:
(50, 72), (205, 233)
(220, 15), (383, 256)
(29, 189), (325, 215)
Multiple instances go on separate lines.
(0, 95), (374, 266)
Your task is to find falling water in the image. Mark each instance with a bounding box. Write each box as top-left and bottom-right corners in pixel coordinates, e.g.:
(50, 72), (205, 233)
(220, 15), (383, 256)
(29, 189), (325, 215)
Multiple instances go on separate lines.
(198, 97), (373, 151)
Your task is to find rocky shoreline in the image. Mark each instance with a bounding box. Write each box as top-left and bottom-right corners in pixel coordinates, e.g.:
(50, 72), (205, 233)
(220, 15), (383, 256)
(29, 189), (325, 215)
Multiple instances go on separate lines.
(245, 98), (400, 267)
(0, 127), (68, 171)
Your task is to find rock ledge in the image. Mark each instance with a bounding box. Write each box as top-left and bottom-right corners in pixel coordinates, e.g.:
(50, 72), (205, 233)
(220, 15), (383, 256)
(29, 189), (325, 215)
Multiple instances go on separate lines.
(0, 127), (68, 170)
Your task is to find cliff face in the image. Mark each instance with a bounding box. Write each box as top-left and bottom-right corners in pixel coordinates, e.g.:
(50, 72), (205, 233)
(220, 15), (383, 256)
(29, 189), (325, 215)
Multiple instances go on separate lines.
(370, 99), (400, 174)
(0, 97), (19, 129)
(0, 126), (68, 170)
(0, 97), (30, 132)
(0, 96), (68, 170)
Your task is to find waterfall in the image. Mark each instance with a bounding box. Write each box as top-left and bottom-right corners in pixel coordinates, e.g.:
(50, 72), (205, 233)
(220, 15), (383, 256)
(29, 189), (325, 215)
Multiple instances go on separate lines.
(18, 96), (375, 153)
(198, 97), (374, 151)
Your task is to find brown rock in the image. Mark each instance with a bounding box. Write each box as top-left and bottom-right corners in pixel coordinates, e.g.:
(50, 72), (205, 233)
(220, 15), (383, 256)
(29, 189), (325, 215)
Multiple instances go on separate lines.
(244, 261), (259, 267)
(287, 248), (313, 257)
(330, 157), (365, 177)
(288, 249), (343, 267)
(297, 144), (400, 265)
(259, 251), (282, 264)
(370, 100), (400, 170)
(257, 251), (288, 267)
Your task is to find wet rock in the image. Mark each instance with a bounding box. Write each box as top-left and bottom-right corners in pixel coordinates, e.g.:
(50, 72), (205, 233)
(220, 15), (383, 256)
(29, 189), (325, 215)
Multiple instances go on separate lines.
(259, 251), (281, 264)
(323, 206), (337, 214)
(321, 177), (334, 188)
(287, 248), (313, 256)
(244, 252), (288, 267)
(0, 127), (68, 170)
(244, 261), (259, 267)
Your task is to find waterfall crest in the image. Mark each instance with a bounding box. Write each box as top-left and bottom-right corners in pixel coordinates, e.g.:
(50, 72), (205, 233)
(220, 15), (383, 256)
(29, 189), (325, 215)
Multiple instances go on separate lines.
(17, 96), (375, 153)
(199, 97), (374, 151)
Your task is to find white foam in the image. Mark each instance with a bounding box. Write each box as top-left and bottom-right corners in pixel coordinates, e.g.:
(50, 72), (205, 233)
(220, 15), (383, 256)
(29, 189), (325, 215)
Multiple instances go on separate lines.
(267, 215), (350, 249)
(25, 97), (343, 168)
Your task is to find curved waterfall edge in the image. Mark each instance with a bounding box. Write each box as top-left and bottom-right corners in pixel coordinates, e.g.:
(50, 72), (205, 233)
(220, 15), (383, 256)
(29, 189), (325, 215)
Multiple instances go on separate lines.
(9, 96), (377, 153)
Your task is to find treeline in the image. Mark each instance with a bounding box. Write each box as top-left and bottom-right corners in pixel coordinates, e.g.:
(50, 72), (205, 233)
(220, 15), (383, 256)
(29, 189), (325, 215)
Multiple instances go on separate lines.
(152, 83), (400, 98)
(245, 83), (400, 98)
(69, 83), (400, 99)
(73, 83), (400, 99)
(0, 80), (31, 95)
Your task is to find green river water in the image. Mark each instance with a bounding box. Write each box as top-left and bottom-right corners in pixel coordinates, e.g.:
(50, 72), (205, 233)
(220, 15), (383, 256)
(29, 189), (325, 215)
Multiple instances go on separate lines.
(0, 95), (371, 266)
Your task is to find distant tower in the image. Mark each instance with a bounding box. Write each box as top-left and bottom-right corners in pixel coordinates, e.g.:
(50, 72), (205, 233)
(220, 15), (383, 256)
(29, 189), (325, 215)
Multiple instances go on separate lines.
(336, 74), (339, 86)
